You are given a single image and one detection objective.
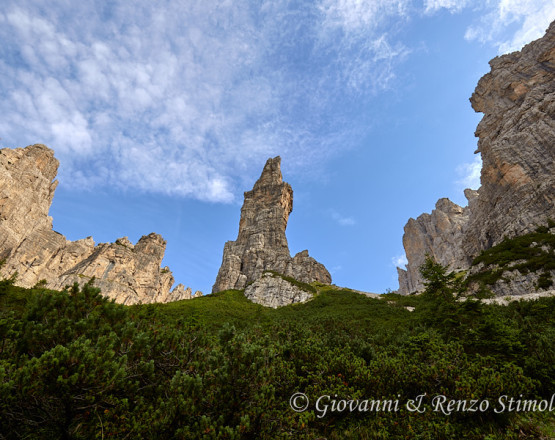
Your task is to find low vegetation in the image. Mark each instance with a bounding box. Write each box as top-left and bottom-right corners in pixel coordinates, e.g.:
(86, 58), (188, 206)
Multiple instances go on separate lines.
(466, 223), (555, 290)
(1, 256), (554, 439)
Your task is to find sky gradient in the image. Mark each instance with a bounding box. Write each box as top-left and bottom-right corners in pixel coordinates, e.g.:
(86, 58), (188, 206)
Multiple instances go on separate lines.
(1, 0), (554, 294)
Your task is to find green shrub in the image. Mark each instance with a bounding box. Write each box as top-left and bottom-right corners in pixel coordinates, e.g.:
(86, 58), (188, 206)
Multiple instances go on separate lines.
(1, 273), (555, 438)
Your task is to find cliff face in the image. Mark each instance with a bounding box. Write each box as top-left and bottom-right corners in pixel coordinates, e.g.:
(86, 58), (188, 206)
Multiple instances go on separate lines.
(397, 190), (477, 294)
(0, 144), (199, 304)
(212, 156), (331, 293)
(0, 145), (58, 256)
(397, 22), (555, 295)
(463, 21), (555, 257)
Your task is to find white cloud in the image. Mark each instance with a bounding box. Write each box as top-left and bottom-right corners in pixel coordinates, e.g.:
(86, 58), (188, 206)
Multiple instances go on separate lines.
(456, 155), (482, 190)
(0, 1), (412, 202)
(392, 254), (408, 268)
(317, 0), (411, 92)
(318, 0), (409, 32)
(330, 210), (356, 226)
(424, 0), (470, 14)
(463, 0), (555, 53)
(1, 0), (551, 203)
(422, 0), (555, 54)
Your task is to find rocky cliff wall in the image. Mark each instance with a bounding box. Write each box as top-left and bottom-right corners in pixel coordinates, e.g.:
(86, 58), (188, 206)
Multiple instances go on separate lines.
(463, 21), (555, 257)
(0, 144), (199, 304)
(212, 156), (331, 294)
(397, 190), (477, 294)
(397, 22), (555, 295)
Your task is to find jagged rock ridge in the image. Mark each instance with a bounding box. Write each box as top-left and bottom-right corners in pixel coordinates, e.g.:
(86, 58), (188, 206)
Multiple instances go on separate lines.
(212, 156), (331, 295)
(398, 22), (555, 295)
(0, 144), (200, 304)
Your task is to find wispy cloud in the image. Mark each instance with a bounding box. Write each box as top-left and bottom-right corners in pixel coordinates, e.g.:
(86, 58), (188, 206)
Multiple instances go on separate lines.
(392, 253), (408, 268)
(422, 0), (555, 54)
(0, 1), (550, 203)
(317, 0), (411, 91)
(424, 0), (470, 14)
(463, 0), (555, 53)
(330, 210), (356, 226)
(0, 1), (412, 202)
(456, 155), (482, 191)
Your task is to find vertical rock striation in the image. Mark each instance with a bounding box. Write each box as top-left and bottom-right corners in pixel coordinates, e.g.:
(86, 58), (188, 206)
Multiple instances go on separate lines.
(398, 22), (555, 295)
(0, 144), (199, 304)
(212, 156), (331, 293)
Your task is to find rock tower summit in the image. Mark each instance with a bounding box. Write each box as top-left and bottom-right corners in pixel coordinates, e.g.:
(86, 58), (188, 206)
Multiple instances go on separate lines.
(212, 156), (331, 293)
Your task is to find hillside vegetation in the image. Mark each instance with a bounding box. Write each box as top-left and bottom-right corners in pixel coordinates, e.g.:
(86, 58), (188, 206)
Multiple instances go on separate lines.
(466, 221), (555, 292)
(0, 246), (554, 438)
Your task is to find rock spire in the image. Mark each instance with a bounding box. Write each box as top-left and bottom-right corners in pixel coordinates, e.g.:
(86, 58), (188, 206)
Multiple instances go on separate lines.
(212, 156), (331, 293)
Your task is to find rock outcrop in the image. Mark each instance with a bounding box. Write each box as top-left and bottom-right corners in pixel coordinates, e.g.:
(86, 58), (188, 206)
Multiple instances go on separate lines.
(0, 145), (58, 256)
(397, 190), (477, 294)
(244, 272), (314, 308)
(397, 22), (555, 295)
(212, 156), (331, 295)
(463, 21), (555, 257)
(0, 144), (199, 304)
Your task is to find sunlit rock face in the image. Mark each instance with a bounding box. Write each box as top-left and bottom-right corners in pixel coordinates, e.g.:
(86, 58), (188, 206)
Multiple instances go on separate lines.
(398, 22), (555, 295)
(397, 192), (476, 294)
(0, 144), (197, 304)
(212, 156), (331, 294)
(463, 21), (555, 258)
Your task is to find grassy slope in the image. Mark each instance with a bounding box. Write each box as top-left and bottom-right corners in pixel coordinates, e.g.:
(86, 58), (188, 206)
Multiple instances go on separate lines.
(132, 286), (414, 335)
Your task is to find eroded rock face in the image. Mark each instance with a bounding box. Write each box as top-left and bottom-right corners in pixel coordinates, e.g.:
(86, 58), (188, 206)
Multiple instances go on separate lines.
(212, 156), (331, 293)
(244, 272), (313, 308)
(397, 22), (555, 295)
(397, 191), (477, 294)
(463, 21), (555, 257)
(0, 144), (198, 304)
(0, 145), (58, 257)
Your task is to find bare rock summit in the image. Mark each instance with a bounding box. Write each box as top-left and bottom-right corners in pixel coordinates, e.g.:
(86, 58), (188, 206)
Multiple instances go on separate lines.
(0, 144), (199, 304)
(212, 156), (331, 296)
(463, 21), (555, 258)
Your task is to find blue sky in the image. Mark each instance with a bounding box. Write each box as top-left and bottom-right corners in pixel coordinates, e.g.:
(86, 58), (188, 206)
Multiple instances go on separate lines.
(1, 0), (554, 294)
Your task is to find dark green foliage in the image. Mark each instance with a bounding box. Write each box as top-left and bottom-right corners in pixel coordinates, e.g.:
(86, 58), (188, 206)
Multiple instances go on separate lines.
(418, 254), (461, 301)
(467, 225), (555, 287)
(536, 272), (553, 290)
(1, 273), (554, 438)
